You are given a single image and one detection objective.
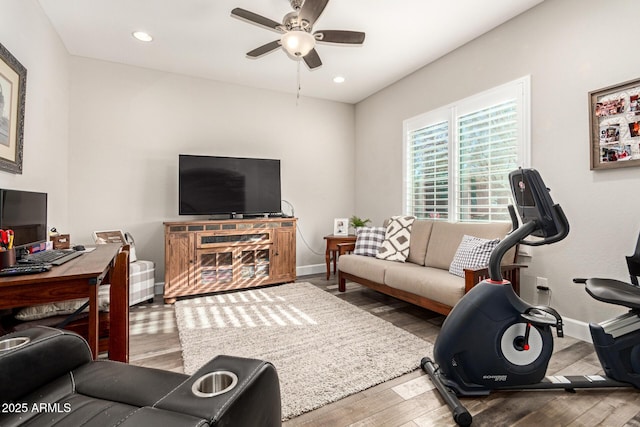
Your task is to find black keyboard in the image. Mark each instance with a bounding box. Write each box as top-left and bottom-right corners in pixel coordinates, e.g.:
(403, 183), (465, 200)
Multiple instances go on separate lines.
(19, 249), (83, 266)
(0, 264), (52, 276)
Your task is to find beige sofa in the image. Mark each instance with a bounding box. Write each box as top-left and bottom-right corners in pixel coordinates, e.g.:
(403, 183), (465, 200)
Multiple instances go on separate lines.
(337, 220), (522, 316)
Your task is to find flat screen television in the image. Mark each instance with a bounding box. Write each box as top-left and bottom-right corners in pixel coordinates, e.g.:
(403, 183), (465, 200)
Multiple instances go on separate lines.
(0, 189), (47, 249)
(179, 154), (282, 216)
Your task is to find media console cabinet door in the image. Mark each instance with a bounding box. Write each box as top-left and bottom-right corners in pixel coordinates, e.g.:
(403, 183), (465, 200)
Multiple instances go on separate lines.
(164, 232), (194, 298)
(271, 226), (296, 281)
(195, 246), (271, 292)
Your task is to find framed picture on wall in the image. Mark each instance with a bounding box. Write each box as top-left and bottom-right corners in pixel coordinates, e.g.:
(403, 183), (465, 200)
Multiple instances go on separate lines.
(0, 42), (26, 174)
(589, 78), (640, 170)
(92, 230), (126, 245)
(333, 218), (348, 236)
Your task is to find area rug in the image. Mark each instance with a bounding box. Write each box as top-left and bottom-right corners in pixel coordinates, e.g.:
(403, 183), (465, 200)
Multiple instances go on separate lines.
(174, 282), (431, 420)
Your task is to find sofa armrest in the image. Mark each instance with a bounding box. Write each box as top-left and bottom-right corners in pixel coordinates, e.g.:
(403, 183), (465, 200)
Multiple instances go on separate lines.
(463, 264), (527, 295)
(337, 242), (355, 255)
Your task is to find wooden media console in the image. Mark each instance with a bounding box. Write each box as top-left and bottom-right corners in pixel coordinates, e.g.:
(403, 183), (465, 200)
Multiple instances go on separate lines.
(163, 218), (296, 303)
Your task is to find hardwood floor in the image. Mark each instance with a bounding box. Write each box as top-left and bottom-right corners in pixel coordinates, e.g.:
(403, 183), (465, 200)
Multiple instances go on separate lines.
(128, 274), (640, 426)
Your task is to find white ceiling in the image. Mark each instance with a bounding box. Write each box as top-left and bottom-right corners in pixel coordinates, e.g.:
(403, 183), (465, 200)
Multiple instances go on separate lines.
(37, 0), (544, 104)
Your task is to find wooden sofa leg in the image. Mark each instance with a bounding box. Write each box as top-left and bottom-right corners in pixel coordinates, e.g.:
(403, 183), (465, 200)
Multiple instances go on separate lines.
(338, 274), (346, 292)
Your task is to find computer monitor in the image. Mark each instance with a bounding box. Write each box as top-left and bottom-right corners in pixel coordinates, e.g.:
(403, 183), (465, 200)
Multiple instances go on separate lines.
(0, 189), (47, 250)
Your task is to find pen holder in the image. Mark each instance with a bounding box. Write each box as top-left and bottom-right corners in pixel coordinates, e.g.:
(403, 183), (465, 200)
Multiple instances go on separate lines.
(0, 248), (16, 268)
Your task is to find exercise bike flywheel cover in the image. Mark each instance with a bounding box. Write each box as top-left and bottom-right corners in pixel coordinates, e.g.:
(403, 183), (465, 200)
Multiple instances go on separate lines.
(500, 323), (544, 366)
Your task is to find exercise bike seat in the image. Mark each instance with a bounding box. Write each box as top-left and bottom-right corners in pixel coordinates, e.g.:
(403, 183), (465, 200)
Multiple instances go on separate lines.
(585, 278), (640, 310)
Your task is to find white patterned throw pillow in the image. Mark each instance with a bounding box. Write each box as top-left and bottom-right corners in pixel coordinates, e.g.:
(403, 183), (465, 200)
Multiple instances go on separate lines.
(449, 235), (500, 277)
(353, 227), (386, 257)
(375, 216), (415, 262)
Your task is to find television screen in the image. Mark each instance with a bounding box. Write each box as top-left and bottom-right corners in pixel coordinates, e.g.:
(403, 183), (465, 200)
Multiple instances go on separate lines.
(0, 189), (47, 248)
(179, 155), (281, 216)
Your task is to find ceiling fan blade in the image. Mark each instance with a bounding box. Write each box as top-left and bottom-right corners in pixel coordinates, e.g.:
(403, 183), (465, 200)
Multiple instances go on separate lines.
(298, 0), (329, 27)
(314, 30), (365, 44)
(303, 48), (322, 69)
(231, 8), (282, 32)
(247, 40), (281, 58)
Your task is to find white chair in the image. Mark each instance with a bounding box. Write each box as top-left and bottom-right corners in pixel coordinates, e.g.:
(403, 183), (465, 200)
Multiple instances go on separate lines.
(93, 230), (155, 305)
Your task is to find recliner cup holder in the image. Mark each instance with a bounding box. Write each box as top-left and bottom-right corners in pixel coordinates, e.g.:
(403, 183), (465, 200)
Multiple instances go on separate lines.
(0, 336), (30, 352)
(191, 371), (239, 398)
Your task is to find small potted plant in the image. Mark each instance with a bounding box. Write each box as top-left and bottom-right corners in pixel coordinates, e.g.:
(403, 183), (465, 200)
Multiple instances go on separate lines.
(349, 215), (371, 233)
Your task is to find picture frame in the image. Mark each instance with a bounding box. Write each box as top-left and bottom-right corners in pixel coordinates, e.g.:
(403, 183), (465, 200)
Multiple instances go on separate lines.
(333, 218), (348, 236)
(589, 78), (640, 170)
(93, 229), (138, 262)
(92, 229), (127, 245)
(0, 42), (26, 174)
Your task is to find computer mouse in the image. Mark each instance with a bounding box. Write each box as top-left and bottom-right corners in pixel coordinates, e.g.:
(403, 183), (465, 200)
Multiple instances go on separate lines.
(73, 245), (85, 251)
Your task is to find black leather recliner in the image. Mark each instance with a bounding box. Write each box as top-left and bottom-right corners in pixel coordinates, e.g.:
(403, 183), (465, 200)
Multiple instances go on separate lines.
(0, 326), (281, 426)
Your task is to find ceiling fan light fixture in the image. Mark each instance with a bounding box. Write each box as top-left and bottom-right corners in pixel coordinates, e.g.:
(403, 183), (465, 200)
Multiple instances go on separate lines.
(281, 31), (315, 58)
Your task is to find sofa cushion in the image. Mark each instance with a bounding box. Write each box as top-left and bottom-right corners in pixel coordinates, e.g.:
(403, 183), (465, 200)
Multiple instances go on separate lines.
(353, 226), (386, 257)
(425, 221), (512, 269)
(449, 235), (500, 277)
(407, 220), (433, 266)
(376, 216), (415, 262)
(385, 265), (466, 308)
(338, 254), (397, 284)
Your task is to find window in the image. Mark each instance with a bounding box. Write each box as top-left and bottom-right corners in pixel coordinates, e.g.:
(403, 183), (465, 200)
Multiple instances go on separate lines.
(403, 76), (530, 222)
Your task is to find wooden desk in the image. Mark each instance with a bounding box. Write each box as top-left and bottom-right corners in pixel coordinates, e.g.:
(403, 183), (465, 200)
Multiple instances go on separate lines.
(324, 235), (357, 280)
(0, 244), (128, 362)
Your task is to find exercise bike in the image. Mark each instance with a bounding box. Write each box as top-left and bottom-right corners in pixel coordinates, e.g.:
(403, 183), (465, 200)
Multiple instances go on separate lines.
(421, 168), (640, 426)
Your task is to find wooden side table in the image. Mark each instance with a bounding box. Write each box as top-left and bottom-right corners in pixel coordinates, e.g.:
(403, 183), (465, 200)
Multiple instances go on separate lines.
(324, 235), (356, 280)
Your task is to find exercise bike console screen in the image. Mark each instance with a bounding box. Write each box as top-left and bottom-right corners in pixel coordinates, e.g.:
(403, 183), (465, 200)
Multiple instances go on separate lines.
(509, 168), (569, 242)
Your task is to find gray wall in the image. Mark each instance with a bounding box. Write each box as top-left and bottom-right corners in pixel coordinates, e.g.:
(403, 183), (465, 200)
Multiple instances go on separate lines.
(0, 1), (70, 234)
(354, 0), (640, 325)
(67, 57), (355, 280)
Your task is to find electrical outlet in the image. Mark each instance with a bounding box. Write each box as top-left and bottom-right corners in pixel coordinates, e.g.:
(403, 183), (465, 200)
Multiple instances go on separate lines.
(536, 277), (549, 291)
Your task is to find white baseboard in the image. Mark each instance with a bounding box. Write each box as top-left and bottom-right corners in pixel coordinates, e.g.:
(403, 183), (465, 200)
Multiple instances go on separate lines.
(297, 263), (325, 277)
(154, 282), (164, 296)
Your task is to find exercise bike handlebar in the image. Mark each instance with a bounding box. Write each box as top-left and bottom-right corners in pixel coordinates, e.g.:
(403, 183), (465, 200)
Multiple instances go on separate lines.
(489, 169), (570, 282)
(489, 220), (537, 282)
(519, 204), (570, 247)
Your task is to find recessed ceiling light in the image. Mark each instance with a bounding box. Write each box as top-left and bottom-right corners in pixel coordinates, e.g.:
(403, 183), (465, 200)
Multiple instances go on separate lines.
(333, 76), (346, 84)
(132, 31), (153, 42)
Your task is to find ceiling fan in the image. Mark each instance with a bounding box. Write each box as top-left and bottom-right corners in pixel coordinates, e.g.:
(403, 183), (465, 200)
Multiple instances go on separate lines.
(231, 0), (365, 70)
